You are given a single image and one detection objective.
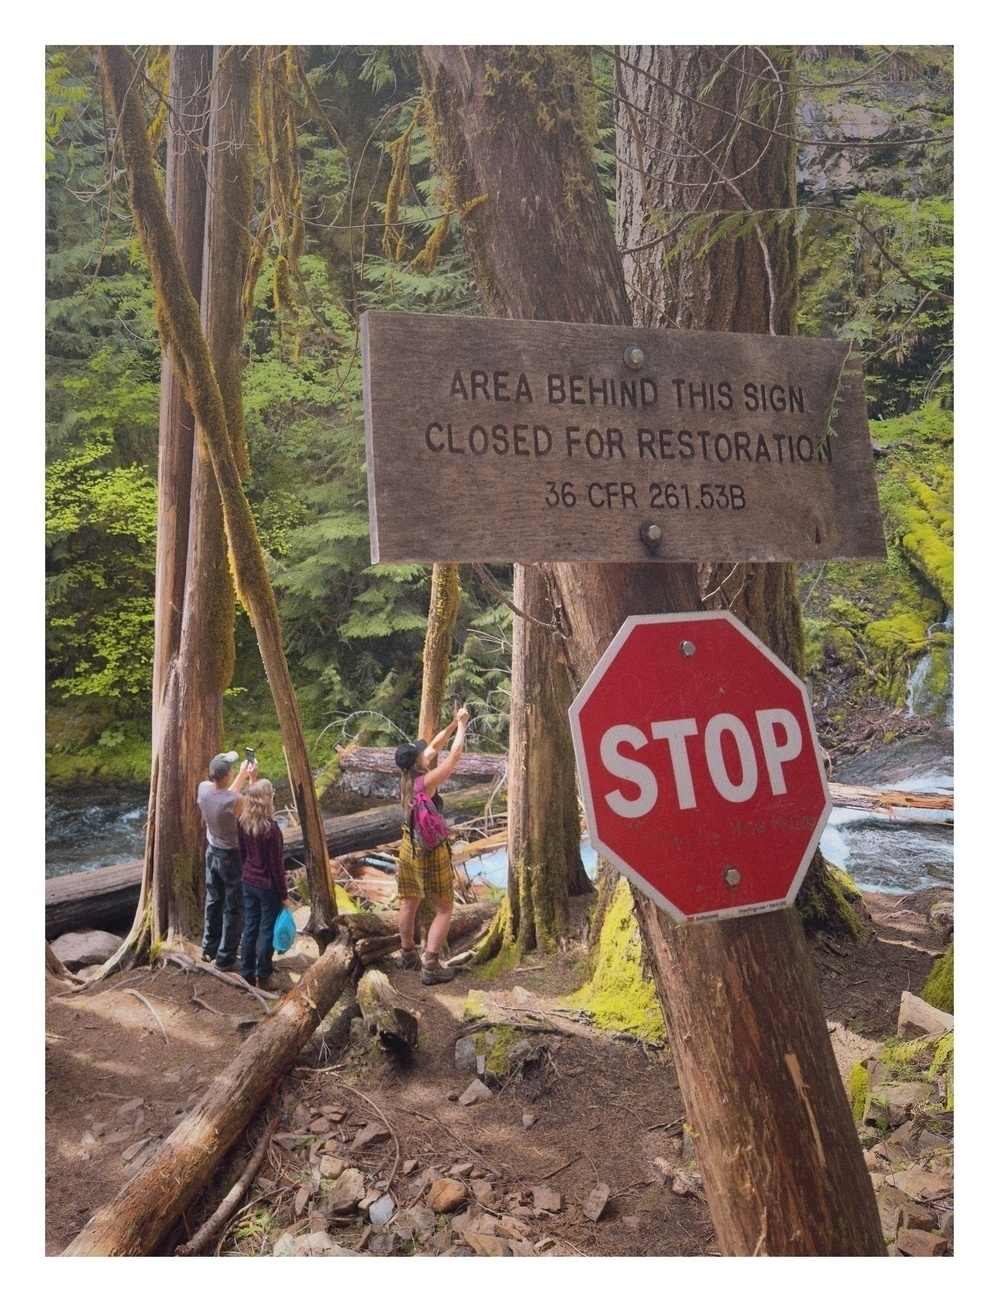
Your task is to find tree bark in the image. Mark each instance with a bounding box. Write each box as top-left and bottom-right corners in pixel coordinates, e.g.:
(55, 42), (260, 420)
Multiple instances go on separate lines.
(62, 936), (358, 1256)
(418, 562), (461, 740)
(419, 43), (883, 1255)
(97, 45), (338, 950)
(129, 47), (223, 956)
(616, 45), (853, 936)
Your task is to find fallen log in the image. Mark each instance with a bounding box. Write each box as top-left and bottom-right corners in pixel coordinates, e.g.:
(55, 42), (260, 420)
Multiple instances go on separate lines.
(46, 782), (502, 940)
(62, 935), (358, 1257)
(338, 746), (507, 779)
(828, 782), (953, 822)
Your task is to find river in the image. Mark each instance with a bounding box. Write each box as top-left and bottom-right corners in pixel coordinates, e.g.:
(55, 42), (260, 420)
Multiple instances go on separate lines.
(46, 726), (953, 896)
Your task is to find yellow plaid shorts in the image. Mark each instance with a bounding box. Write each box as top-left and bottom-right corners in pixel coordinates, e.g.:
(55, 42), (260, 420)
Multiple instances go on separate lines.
(397, 825), (454, 902)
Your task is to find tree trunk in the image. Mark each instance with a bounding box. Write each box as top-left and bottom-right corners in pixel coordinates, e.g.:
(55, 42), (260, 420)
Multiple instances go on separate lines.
(616, 45), (854, 936)
(481, 564), (591, 960)
(418, 562), (461, 739)
(419, 43), (883, 1255)
(128, 47), (223, 957)
(420, 48), (603, 959)
(97, 45), (338, 950)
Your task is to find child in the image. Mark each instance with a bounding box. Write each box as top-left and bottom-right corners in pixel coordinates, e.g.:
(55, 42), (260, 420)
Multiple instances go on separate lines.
(237, 779), (289, 990)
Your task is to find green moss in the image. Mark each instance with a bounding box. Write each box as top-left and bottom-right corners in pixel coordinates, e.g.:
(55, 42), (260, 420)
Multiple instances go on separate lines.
(879, 1035), (935, 1077)
(921, 943), (953, 1013)
(562, 878), (667, 1045)
(848, 1060), (869, 1122)
(797, 864), (866, 940)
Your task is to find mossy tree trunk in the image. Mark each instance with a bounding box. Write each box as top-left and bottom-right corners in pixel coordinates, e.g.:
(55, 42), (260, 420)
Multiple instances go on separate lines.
(617, 45), (858, 939)
(98, 45), (338, 952)
(133, 45), (229, 957)
(480, 564), (592, 962)
(418, 563), (461, 740)
(418, 42), (883, 1255)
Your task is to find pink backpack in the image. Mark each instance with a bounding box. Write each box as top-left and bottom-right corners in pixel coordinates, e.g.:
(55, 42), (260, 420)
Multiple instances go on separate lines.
(411, 775), (449, 851)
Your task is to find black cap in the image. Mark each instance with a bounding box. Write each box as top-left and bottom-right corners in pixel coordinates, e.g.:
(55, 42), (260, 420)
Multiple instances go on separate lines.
(394, 738), (427, 770)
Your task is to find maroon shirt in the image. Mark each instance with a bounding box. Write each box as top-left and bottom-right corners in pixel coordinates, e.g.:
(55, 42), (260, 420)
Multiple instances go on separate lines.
(237, 819), (288, 898)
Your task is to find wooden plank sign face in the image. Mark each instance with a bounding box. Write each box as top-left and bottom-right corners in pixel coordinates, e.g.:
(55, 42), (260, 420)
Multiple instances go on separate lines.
(362, 311), (886, 564)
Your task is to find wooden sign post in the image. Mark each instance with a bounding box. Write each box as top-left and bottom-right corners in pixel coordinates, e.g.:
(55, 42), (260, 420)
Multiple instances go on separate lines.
(362, 311), (885, 565)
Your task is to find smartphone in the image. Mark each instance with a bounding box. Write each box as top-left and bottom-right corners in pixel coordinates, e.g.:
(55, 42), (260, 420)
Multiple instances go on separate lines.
(246, 747), (255, 764)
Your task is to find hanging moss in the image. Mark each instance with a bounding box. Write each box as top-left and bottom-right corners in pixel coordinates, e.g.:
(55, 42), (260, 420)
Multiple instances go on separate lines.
(563, 878), (667, 1044)
(921, 943), (953, 1013)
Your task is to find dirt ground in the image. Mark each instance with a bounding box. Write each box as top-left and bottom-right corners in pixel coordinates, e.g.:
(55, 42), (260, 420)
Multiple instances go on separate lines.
(44, 882), (951, 1260)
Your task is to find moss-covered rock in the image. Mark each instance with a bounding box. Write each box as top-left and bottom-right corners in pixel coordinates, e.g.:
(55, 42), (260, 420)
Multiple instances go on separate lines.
(921, 943), (953, 1014)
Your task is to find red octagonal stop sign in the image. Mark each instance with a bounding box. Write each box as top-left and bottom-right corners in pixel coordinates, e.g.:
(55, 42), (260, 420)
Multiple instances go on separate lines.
(569, 612), (831, 923)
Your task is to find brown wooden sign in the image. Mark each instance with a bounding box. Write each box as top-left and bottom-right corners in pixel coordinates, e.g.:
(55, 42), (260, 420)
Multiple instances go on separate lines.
(362, 312), (886, 564)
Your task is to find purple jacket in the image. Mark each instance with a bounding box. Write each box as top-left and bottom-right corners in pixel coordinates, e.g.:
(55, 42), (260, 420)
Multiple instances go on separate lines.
(237, 819), (288, 898)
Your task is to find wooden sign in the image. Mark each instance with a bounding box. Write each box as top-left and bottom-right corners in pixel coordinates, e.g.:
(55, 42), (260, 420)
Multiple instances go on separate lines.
(362, 312), (885, 564)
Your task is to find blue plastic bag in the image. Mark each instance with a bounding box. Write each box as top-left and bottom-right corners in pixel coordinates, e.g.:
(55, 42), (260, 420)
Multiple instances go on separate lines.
(273, 907), (296, 954)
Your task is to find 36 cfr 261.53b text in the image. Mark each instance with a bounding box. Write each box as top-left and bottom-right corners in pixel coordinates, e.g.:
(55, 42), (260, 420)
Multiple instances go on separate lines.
(544, 482), (747, 510)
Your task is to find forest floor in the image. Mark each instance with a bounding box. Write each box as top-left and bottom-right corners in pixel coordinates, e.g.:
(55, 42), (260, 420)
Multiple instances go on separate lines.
(44, 881), (951, 1259)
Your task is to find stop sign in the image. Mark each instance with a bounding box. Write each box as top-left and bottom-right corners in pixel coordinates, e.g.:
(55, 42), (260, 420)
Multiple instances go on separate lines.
(569, 612), (831, 923)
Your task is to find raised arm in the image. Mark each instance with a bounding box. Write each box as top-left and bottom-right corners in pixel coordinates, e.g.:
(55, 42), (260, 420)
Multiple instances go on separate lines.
(423, 706), (470, 796)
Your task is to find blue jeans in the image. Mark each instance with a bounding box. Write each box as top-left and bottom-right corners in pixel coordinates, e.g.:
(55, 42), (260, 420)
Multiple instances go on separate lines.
(241, 883), (281, 981)
(202, 846), (244, 966)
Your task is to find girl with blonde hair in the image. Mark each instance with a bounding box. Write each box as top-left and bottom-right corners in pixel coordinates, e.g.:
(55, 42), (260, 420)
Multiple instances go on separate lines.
(237, 778), (289, 990)
(394, 702), (470, 984)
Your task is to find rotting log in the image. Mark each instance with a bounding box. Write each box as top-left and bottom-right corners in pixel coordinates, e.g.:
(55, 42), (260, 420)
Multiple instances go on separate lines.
(356, 968), (419, 1050)
(62, 935), (357, 1257)
(46, 783), (501, 940)
(342, 901), (498, 965)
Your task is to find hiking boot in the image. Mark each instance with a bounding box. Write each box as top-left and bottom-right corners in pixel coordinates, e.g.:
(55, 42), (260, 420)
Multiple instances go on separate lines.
(394, 948), (421, 971)
(215, 958), (237, 972)
(421, 957), (457, 986)
(256, 975), (277, 992)
(243, 974), (257, 987)
(201, 951), (215, 963)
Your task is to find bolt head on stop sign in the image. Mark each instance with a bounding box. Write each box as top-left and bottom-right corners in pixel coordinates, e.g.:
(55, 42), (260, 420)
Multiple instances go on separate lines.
(569, 612), (831, 923)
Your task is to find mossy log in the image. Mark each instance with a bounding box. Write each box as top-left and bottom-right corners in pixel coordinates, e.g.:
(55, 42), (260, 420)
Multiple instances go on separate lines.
(62, 936), (357, 1256)
(342, 901), (498, 964)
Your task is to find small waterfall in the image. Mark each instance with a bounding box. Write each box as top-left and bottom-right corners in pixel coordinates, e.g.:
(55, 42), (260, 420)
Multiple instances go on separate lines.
(906, 610), (953, 726)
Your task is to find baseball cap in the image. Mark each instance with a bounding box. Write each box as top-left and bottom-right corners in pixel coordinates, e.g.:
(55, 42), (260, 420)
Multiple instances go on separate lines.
(208, 751), (240, 780)
(394, 739), (427, 770)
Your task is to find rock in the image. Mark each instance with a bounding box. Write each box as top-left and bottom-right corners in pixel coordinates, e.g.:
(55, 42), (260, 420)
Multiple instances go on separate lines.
(448, 1161), (474, 1177)
(454, 1036), (477, 1072)
(461, 1230), (511, 1256)
(293, 1184), (312, 1217)
(531, 1185), (562, 1212)
(896, 1227), (947, 1256)
(427, 1178), (467, 1213)
(893, 1166), (954, 1202)
(51, 930), (122, 971)
(394, 1205), (436, 1239)
(308, 1117), (332, 1133)
(401, 1158), (418, 1174)
(522, 1112), (537, 1129)
(897, 990), (954, 1041)
(368, 1194), (396, 1226)
(902, 1203), (938, 1232)
(584, 1182), (611, 1222)
(295, 1230), (336, 1255)
(351, 1121), (391, 1150)
(871, 1081), (935, 1127)
(493, 1216), (530, 1241)
(458, 1078), (493, 1106)
(368, 1229), (400, 1256)
(470, 1178), (495, 1203)
(273, 1232), (297, 1256)
(319, 1155), (346, 1179)
(321, 1167), (366, 1213)
(928, 900), (954, 937)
